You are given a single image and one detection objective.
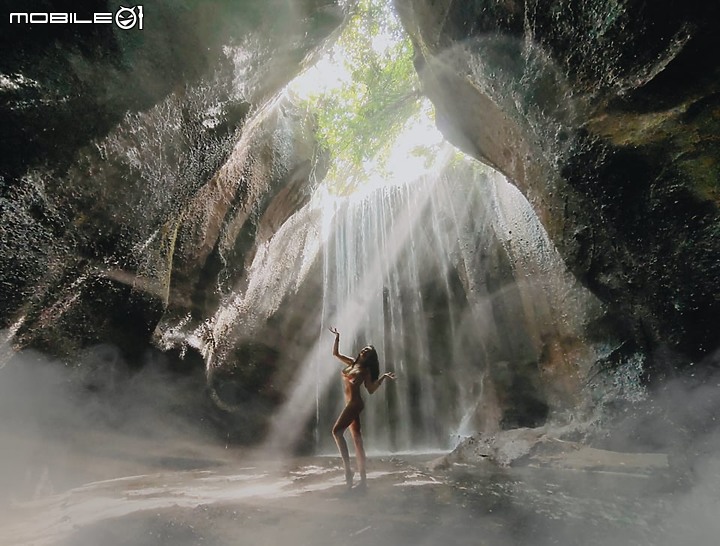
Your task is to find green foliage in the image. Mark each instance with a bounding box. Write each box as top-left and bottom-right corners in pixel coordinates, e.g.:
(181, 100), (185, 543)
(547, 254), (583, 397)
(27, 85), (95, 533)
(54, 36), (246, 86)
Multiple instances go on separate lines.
(301, 0), (421, 192)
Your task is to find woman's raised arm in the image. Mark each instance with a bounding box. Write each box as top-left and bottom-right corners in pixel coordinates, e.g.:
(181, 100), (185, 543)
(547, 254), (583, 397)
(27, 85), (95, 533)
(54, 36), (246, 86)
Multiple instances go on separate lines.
(364, 372), (396, 394)
(329, 327), (354, 366)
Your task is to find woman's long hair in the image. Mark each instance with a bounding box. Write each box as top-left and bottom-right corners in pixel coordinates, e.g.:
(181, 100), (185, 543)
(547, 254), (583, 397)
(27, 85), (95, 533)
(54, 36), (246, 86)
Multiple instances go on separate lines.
(357, 345), (379, 381)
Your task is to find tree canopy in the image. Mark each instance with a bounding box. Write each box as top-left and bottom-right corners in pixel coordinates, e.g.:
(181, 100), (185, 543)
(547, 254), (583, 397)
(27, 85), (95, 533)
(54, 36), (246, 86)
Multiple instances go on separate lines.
(296, 0), (422, 192)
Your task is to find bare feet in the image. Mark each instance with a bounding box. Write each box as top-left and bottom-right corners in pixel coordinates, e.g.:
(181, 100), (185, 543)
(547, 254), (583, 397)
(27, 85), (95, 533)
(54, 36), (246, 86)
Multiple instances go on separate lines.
(345, 469), (355, 489)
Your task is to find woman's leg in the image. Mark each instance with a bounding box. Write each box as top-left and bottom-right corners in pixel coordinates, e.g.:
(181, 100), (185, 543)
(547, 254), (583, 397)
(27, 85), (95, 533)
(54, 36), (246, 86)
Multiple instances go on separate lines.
(349, 418), (366, 487)
(332, 405), (358, 488)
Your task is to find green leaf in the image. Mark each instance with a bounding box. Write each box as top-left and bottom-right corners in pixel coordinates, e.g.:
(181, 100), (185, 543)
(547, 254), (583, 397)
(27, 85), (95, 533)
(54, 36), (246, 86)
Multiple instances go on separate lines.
(297, 0), (421, 193)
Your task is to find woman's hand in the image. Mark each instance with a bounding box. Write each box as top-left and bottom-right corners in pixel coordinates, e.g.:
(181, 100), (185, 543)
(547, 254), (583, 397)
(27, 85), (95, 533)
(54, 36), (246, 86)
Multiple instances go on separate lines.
(330, 328), (353, 365)
(366, 371), (397, 394)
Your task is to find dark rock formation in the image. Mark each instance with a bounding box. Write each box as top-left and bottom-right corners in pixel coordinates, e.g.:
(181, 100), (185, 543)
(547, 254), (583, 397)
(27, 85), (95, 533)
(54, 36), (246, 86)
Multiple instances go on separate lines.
(1, 1), (343, 359)
(393, 0), (720, 366)
(429, 426), (669, 473)
(4, 0), (718, 452)
(165, 97), (328, 326)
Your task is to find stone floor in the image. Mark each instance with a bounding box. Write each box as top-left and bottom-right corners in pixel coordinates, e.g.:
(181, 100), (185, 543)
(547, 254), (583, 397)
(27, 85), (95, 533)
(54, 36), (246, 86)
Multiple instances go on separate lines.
(3, 439), (714, 546)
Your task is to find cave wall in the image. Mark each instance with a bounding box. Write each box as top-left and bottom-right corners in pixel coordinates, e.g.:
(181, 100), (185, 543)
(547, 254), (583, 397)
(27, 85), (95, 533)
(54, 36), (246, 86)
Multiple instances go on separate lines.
(1, 0), (344, 359)
(393, 0), (720, 367)
(4, 0), (718, 448)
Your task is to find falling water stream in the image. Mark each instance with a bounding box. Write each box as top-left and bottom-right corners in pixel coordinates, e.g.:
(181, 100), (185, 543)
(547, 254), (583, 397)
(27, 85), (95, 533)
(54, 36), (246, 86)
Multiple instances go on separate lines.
(203, 145), (599, 455)
(0, 0), (601, 461)
(5, 4), (720, 545)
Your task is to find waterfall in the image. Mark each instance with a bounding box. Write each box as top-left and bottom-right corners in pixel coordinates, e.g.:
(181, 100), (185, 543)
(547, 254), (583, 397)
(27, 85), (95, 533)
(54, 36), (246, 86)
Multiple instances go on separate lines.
(263, 153), (596, 454)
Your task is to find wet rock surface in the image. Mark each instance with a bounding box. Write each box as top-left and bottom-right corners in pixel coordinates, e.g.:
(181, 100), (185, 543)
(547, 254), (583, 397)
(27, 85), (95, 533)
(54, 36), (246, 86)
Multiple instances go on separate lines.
(432, 427), (669, 474)
(0, 443), (698, 546)
(1, 0), (343, 359)
(393, 0), (720, 364)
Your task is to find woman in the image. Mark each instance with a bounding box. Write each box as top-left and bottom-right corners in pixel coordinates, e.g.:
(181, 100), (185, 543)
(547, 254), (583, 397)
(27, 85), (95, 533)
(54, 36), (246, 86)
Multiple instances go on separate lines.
(329, 327), (395, 490)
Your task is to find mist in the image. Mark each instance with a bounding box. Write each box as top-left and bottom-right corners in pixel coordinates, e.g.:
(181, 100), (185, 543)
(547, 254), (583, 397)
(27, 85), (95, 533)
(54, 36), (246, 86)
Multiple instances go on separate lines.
(2, 0), (720, 545)
(0, 340), (223, 506)
(4, 178), (720, 545)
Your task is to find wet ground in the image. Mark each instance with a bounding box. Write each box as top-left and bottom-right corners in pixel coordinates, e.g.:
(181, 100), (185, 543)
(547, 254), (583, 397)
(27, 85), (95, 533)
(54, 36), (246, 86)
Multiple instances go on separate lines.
(1, 440), (702, 546)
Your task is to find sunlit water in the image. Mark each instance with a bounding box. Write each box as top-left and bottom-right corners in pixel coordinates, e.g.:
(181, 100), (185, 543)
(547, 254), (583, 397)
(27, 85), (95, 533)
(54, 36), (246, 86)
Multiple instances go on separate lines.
(0, 452), (698, 546)
(221, 149), (598, 454)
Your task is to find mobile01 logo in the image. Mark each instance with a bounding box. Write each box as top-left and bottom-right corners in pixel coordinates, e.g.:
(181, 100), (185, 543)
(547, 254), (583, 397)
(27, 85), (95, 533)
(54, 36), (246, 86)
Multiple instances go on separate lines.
(10, 6), (144, 30)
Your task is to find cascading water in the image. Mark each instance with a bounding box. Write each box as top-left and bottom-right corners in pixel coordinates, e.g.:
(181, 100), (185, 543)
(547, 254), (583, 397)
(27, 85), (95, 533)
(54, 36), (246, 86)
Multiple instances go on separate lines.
(259, 151), (598, 455)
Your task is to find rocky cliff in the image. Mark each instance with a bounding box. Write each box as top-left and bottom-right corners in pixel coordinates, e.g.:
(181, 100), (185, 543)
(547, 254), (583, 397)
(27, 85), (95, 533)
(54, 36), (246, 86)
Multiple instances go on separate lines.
(3, 0), (720, 451)
(1, 0), (343, 358)
(393, 0), (720, 368)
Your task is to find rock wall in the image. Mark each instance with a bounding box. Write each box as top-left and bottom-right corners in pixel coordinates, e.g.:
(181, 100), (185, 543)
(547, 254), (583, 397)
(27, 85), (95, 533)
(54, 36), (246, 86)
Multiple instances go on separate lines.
(1, 0), (343, 359)
(4, 0), (718, 449)
(393, 0), (720, 366)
